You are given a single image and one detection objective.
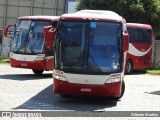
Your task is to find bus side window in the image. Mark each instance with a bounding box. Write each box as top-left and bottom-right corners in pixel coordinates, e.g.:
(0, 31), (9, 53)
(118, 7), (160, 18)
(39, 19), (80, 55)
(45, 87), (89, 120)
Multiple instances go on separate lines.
(144, 29), (151, 43)
(135, 29), (139, 42)
(139, 30), (144, 42)
(147, 30), (151, 43)
(128, 28), (136, 43)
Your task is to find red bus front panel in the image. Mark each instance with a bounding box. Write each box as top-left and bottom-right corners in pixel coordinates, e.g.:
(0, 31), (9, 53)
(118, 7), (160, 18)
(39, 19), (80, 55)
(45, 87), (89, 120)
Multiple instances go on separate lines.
(53, 78), (122, 97)
(10, 58), (46, 70)
(9, 53), (54, 70)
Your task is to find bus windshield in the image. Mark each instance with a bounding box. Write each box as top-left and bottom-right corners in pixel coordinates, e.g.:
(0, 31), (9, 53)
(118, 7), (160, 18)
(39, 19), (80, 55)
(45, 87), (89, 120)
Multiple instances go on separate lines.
(11, 19), (50, 54)
(55, 20), (122, 74)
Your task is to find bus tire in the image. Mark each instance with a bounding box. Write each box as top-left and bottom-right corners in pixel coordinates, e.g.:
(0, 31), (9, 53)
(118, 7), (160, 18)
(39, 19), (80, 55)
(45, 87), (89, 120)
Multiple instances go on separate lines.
(125, 60), (132, 74)
(32, 69), (44, 75)
(111, 80), (125, 101)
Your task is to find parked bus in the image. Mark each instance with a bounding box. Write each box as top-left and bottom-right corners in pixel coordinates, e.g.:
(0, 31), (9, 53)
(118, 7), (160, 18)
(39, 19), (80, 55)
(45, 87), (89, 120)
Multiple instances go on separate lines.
(125, 23), (153, 74)
(4, 16), (59, 74)
(48, 10), (129, 100)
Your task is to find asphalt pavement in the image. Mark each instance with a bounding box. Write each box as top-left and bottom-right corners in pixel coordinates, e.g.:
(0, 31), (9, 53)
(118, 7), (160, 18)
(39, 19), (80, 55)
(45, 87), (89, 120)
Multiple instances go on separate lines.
(0, 63), (160, 119)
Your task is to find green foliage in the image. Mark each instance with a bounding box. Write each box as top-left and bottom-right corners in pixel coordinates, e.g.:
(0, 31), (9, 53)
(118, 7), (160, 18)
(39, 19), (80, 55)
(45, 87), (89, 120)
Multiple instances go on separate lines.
(0, 58), (9, 63)
(77, 0), (160, 34)
(147, 69), (160, 75)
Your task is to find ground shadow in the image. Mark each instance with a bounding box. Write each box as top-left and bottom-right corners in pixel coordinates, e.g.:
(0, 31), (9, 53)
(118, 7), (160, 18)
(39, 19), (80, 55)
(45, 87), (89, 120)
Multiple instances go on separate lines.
(146, 90), (160, 96)
(0, 73), (52, 81)
(126, 70), (147, 75)
(15, 84), (118, 112)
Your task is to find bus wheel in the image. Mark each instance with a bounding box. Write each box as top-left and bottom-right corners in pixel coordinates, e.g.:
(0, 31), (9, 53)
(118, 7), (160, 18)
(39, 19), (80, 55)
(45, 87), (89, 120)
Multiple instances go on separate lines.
(125, 60), (132, 74)
(32, 69), (44, 75)
(111, 81), (125, 101)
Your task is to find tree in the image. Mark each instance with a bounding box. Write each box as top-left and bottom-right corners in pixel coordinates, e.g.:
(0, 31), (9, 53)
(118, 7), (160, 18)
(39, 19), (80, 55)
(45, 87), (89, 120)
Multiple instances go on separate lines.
(77, 0), (160, 35)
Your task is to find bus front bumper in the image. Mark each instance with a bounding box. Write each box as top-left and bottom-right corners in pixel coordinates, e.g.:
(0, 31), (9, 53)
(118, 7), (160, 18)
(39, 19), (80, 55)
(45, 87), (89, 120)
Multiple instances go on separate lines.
(10, 58), (46, 70)
(53, 79), (122, 97)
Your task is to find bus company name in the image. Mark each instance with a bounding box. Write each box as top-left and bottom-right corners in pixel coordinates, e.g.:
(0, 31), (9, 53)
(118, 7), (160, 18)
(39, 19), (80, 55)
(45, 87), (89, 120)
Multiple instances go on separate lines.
(81, 88), (92, 92)
(11, 112), (42, 118)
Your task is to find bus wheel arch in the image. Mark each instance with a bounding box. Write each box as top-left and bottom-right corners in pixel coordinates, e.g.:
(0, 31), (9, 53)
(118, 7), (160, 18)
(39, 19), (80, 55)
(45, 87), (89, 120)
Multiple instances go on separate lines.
(120, 80), (125, 99)
(111, 80), (125, 101)
(125, 59), (133, 74)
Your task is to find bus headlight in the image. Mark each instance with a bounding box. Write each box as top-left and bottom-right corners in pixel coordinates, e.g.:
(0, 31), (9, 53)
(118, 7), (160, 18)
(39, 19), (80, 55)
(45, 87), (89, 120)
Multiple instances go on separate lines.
(35, 57), (45, 61)
(53, 70), (67, 81)
(106, 77), (121, 83)
(54, 75), (67, 81)
(34, 54), (45, 61)
(53, 69), (64, 75)
(106, 73), (121, 83)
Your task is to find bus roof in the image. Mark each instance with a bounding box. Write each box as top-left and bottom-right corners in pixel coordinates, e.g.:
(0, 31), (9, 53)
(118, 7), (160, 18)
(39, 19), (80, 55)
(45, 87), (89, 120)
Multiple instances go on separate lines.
(60, 10), (123, 22)
(18, 16), (60, 21)
(127, 23), (152, 29)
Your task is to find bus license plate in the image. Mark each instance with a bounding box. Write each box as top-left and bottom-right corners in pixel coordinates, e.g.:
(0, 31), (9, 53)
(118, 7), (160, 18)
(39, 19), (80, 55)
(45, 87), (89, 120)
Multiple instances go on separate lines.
(81, 88), (91, 92)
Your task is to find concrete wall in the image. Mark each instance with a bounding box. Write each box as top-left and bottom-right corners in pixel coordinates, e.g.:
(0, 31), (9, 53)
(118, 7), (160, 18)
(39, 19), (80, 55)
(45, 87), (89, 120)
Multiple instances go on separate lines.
(153, 40), (160, 68)
(0, 0), (66, 29)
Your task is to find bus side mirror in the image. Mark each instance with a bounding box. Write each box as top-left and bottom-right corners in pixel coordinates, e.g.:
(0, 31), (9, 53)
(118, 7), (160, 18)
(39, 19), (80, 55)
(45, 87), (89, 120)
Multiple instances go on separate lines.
(122, 32), (129, 52)
(43, 25), (52, 41)
(4, 25), (14, 38)
(46, 28), (55, 49)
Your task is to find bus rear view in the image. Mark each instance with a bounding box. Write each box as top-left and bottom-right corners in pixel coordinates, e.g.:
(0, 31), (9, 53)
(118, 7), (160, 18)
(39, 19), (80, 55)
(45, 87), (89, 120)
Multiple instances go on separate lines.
(53, 10), (129, 100)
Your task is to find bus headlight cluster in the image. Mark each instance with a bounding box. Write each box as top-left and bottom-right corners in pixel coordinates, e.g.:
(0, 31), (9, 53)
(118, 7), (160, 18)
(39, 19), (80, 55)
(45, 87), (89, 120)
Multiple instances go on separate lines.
(106, 73), (121, 83)
(35, 57), (45, 61)
(53, 69), (67, 81)
(35, 54), (45, 61)
(54, 75), (67, 81)
(106, 77), (121, 83)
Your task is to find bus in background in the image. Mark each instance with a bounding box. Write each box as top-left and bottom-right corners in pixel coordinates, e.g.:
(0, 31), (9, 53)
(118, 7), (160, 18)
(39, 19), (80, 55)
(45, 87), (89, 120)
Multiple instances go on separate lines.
(125, 23), (153, 74)
(4, 16), (59, 75)
(49, 10), (129, 100)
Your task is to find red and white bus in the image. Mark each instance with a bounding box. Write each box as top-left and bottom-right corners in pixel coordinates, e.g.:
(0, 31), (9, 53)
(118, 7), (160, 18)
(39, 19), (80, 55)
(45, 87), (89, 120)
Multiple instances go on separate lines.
(125, 23), (153, 74)
(49, 10), (129, 100)
(4, 16), (59, 74)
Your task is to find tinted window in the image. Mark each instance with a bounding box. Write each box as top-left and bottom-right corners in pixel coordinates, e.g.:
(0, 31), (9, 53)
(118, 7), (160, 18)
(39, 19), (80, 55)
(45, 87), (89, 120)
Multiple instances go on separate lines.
(128, 27), (151, 44)
(11, 20), (49, 54)
(55, 20), (122, 74)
